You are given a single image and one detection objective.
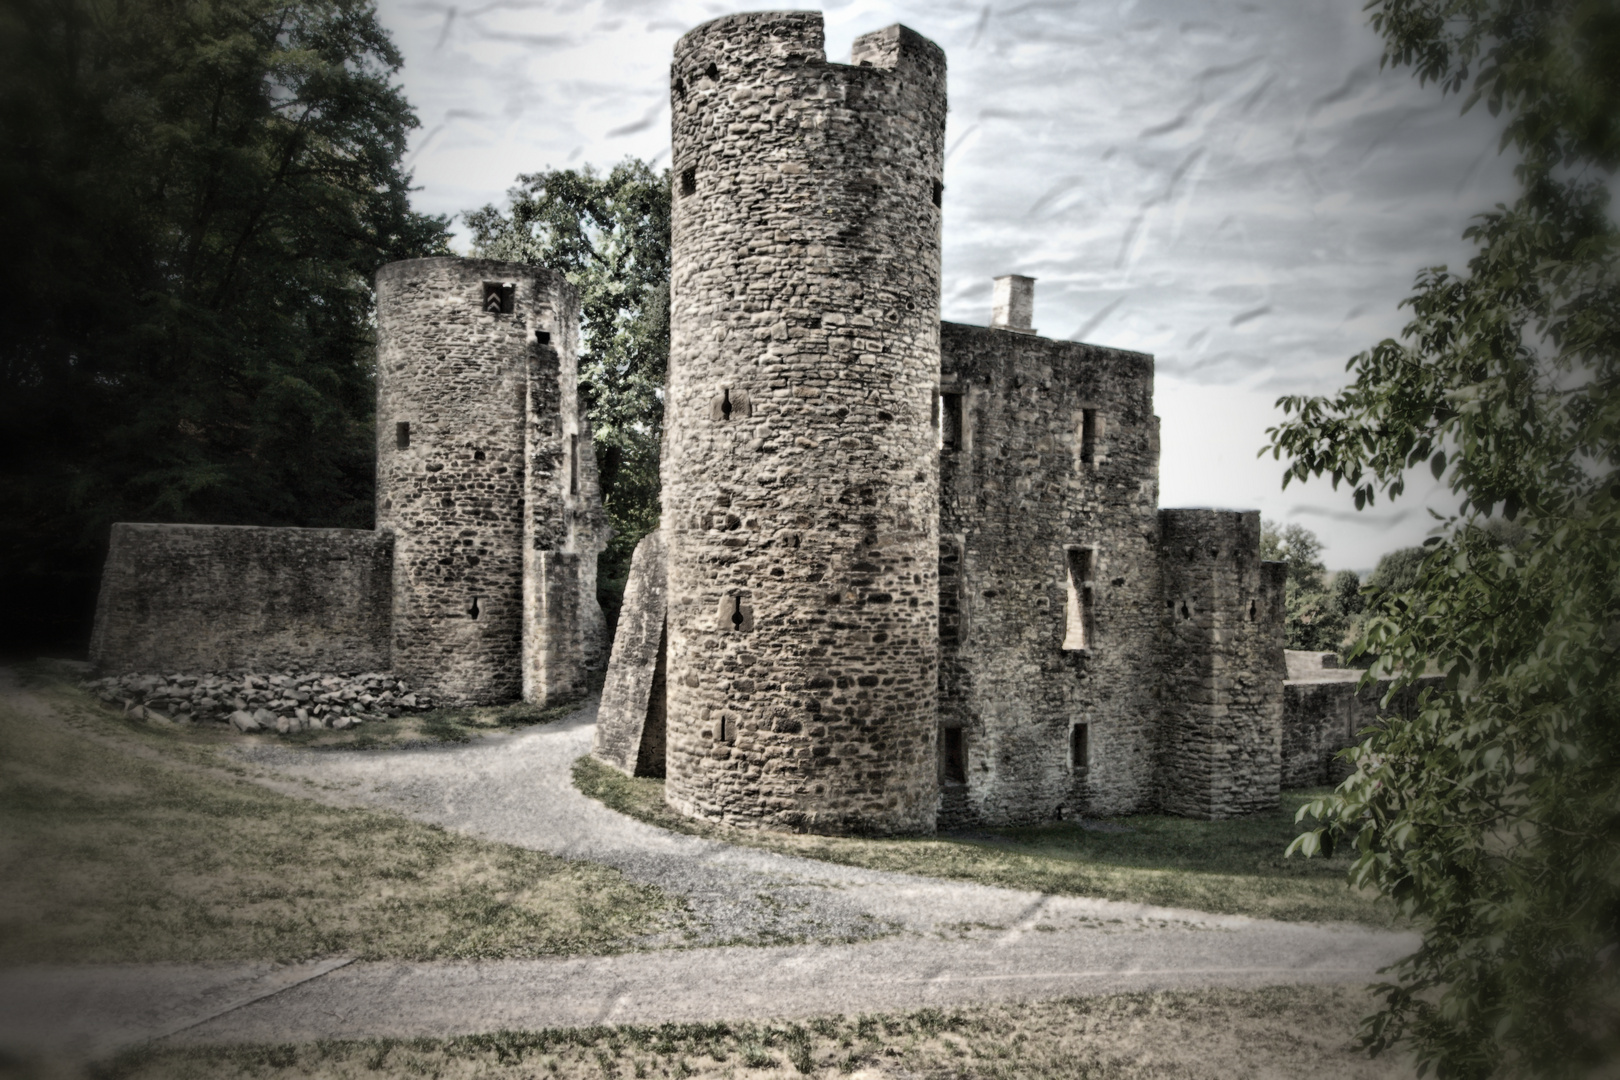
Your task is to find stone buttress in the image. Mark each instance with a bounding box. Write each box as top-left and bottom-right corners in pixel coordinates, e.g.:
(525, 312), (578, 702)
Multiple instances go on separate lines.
(662, 12), (947, 833)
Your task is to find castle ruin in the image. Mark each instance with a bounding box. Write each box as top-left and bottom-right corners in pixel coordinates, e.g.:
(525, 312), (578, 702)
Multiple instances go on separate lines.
(89, 9), (1296, 836)
(591, 12), (1288, 833)
(91, 259), (609, 709)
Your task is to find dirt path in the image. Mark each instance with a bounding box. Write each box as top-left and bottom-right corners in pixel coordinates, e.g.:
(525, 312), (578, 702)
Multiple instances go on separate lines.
(0, 689), (1416, 1063)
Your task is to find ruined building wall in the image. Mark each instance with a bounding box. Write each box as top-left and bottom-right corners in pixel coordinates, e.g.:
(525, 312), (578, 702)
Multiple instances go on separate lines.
(662, 12), (947, 834)
(1154, 509), (1286, 818)
(937, 322), (1161, 825)
(1281, 653), (1443, 788)
(375, 257), (588, 705)
(89, 524), (393, 674)
(523, 288), (609, 707)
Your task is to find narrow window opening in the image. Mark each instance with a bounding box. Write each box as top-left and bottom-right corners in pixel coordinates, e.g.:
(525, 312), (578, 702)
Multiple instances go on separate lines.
(1062, 547), (1095, 650)
(1071, 723), (1090, 773)
(569, 434), (579, 495)
(941, 392), (963, 450)
(704, 61), (719, 80)
(673, 77), (687, 101)
(720, 388), (733, 420)
(729, 596), (744, 630)
(720, 715), (736, 743)
(1180, 600), (1191, 620)
(482, 282), (515, 314)
(942, 727), (966, 785)
(396, 421), (410, 450)
(931, 179), (943, 208)
(1248, 598), (1257, 621)
(1081, 408), (1098, 464)
(679, 167), (697, 198)
(468, 596), (481, 621)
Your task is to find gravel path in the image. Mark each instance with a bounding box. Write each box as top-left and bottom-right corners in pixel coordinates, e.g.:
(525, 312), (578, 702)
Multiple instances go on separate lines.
(231, 696), (1391, 948)
(0, 691), (1418, 1062)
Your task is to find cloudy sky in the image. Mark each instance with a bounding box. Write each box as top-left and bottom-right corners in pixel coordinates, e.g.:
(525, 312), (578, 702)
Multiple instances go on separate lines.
(375, 0), (1521, 570)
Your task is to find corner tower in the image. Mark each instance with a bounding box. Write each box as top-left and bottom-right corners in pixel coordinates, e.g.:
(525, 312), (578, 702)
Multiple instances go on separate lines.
(663, 12), (947, 833)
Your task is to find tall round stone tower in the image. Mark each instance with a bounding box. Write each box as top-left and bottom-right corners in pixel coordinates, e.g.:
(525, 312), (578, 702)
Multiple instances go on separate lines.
(374, 257), (582, 705)
(663, 12), (947, 834)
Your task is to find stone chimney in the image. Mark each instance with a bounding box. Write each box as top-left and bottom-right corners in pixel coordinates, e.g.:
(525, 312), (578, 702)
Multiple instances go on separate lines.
(991, 275), (1036, 334)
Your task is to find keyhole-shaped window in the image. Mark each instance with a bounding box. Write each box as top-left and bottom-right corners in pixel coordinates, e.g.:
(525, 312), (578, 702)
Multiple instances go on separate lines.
(1248, 599), (1257, 621)
(468, 596), (481, 621)
(717, 593), (753, 632)
(710, 388), (750, 421)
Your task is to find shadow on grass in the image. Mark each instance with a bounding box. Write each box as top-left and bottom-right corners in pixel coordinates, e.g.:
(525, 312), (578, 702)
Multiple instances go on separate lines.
(572, 755), (1399, 928)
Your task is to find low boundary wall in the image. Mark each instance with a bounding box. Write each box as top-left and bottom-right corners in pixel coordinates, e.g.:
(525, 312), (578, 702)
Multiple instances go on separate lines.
(90, 524), (393, 674)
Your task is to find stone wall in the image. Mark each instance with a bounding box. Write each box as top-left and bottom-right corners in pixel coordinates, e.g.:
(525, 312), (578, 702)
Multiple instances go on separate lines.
(523, 316), (609, 707)
(937, 322), (1161, 824)
(661, 13), (947, 834)
(594, 529), (668, 776)
(89, 524), (392, 674)
(1281, 652), (1442, 788)
(375, 257), (599, 706)
(1154, 510), (1286, 818)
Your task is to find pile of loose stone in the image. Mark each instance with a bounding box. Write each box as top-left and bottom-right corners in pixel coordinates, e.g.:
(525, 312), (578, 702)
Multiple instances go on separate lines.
(83, 670), (435, 734)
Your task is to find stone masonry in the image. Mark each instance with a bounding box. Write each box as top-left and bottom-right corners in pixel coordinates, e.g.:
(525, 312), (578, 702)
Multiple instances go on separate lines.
(936, 316), (1164, 825)
(594, 11), (1291, 832)
(92, 257), (608, 708)
(661, 13), (947, 834)
(94, 7), (1314, 828)
(90, 524), (393, 674)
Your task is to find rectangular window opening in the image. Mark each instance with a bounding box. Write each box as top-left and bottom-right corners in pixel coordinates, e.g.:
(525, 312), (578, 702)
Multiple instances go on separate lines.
(942, 726), (966, 785)
(1062, 546), (1095, 651)
(1070, 723), (1090, 773)
(680, 167), (697, 198)
(941, 392), (963, 451)
(396, 421), (410, 450)
(482, 282), (515, 315)
(1081, 408), (1098, 464)
(569, 434), (579, 495)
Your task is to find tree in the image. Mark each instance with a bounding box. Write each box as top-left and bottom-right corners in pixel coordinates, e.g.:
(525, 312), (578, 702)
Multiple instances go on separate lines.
(464, 162), (671, 614)
(0, 0), (451, 652)
(1260, 519), (1360, 652)
(1266, 1), (1620, 1076)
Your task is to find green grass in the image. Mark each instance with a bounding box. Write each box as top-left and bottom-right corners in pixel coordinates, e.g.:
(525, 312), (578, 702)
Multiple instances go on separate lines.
(573, 756), (1397, 927)
(83, 985), (1410, 1079)
(0, 673), (676, 964)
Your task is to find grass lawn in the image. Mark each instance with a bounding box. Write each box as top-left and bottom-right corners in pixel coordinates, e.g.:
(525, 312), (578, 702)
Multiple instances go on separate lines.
(0, 670), (675, 964)
(574, 757), (1396, 927)
(89, 985), (1408, 1079)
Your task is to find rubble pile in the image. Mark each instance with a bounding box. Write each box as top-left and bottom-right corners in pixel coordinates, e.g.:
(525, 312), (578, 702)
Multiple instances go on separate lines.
(83, 671), (435, 734)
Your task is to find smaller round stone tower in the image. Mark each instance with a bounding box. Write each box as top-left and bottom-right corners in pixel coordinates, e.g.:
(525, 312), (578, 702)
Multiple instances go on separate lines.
(374, 257), (579, 705)
(663, 12), (948, 834)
